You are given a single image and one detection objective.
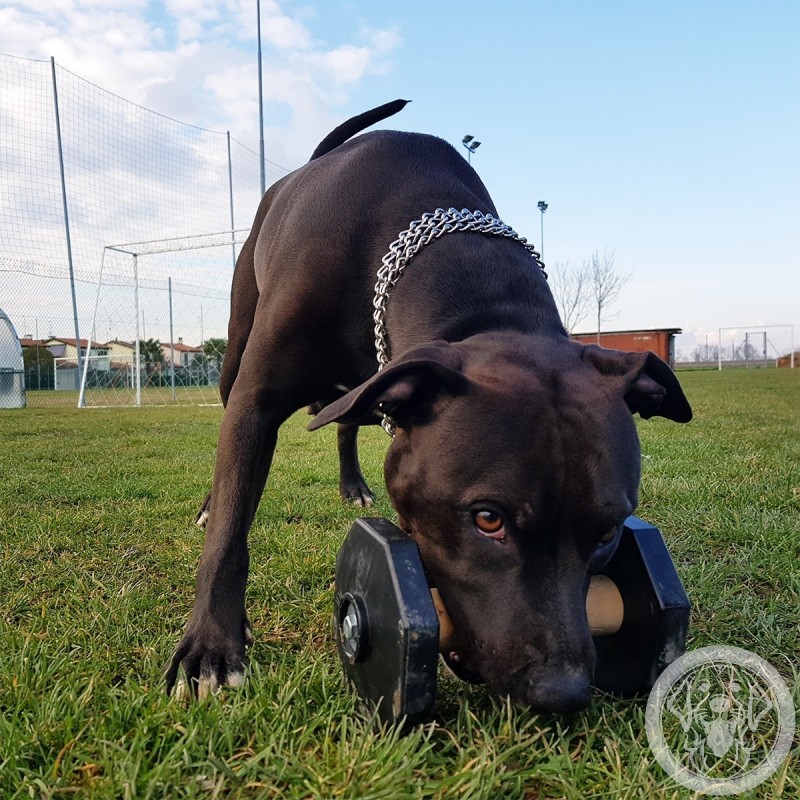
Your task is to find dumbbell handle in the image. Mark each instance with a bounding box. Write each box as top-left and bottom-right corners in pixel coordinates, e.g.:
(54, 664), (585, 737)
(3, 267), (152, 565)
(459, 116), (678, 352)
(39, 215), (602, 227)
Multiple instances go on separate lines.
(430, 575), (624, 653)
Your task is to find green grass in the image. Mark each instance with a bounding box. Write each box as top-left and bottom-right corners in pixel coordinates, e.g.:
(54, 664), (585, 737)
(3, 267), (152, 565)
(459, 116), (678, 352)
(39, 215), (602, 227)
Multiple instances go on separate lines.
(1, 368), (798, 798)
(24, 385), (222, 409)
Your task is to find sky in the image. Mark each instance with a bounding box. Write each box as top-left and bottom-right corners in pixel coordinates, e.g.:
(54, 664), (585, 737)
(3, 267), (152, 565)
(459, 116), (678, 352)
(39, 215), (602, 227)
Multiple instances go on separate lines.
(1, 0), (798, 358)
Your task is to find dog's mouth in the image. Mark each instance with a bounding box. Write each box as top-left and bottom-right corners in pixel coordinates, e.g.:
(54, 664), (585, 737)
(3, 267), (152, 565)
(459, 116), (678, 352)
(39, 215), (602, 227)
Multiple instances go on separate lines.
(441, 649), (484, 684)
(429, 585), (485, 684)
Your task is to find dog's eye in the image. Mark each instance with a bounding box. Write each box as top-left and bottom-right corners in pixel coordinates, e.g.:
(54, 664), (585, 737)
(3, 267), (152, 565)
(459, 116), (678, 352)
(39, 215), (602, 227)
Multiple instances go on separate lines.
(473, 510), (505, 540)
(598, 525), (620, 546)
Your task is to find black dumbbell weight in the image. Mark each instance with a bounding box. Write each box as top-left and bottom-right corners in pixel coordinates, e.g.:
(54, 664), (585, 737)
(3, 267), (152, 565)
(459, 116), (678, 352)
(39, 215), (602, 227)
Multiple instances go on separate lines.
(334, 516), (690, 726)
(333, 517), (440, 727)
(592, 515), (691, 695)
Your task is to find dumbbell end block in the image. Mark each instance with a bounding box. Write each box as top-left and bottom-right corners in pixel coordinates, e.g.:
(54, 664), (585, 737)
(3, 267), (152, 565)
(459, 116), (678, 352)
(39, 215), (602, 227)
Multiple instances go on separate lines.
(335, 518), (440, 728)
(592, 516), (690, 695)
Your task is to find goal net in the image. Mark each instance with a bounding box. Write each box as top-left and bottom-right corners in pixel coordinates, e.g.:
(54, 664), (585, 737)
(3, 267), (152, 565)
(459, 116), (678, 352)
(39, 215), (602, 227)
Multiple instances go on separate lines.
(716, 325), (795, 369)
(80, 230), (250, 407)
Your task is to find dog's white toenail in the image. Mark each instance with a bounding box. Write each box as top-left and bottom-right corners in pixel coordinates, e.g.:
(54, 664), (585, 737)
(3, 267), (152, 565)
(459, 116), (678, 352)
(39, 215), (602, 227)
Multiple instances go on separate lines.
(197, 674), (221, 700)
(226, 671), (245, 688)
(173, 679), (190, 702)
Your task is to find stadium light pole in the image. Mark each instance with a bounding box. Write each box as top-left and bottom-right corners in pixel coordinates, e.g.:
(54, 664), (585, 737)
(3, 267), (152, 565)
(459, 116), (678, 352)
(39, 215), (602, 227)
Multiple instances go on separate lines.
(537, 200), (548, 259)
(257, 0), (266, 195)
(462, 134), (481, 164)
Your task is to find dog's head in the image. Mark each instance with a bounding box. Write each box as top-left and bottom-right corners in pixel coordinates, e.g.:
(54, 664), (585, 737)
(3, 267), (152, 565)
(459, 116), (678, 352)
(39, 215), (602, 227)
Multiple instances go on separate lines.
(310, 333), (691, 712)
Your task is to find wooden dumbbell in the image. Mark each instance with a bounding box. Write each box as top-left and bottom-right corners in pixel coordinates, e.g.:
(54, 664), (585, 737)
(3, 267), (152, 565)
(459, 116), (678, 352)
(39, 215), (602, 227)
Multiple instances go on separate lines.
(334, 516), (690, 727)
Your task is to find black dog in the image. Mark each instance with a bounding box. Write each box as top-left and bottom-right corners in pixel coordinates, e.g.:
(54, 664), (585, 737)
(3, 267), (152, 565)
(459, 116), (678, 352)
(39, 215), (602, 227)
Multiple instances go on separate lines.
(167, 100), (691, 711)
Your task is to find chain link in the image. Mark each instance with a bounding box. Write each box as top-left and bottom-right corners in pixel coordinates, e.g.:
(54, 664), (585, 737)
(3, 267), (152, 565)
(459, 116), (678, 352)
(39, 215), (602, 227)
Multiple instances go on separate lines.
(372, 207), (546, 436)
(373, 207), (545, 369)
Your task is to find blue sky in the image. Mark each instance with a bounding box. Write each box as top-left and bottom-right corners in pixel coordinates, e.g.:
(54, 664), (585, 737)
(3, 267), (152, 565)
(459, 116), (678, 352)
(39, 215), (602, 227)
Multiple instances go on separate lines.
(2, 0), (798, 356)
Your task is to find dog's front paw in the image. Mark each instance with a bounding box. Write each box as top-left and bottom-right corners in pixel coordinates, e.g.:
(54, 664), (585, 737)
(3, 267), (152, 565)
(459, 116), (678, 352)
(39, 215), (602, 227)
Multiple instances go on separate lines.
(166, 613), (253, 700)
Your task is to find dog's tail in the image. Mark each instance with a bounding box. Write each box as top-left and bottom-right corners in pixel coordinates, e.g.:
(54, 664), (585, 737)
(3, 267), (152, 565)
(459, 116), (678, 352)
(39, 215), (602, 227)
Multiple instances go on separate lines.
(310, 99), (410, 161)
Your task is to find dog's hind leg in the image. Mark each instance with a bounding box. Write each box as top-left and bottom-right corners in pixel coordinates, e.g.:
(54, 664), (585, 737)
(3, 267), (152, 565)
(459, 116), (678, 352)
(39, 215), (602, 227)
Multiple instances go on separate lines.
(337, 423), (374, 506)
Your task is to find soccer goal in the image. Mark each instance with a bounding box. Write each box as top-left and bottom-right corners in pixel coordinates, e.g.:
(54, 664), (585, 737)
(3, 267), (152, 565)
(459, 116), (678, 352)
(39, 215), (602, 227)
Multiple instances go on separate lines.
(79, 230), (250, 407)
(716, 325), (795, 370)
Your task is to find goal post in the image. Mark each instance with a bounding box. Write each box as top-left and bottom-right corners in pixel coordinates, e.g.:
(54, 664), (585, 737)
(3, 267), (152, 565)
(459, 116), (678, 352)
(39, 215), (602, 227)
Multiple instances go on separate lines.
(79, 230), (250, 407)
(716, 325), (795, 370)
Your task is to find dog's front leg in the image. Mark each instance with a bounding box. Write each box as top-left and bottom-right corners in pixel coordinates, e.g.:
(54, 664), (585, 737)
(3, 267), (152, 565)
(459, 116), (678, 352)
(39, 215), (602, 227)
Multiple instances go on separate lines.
(166, 391), (290, 699)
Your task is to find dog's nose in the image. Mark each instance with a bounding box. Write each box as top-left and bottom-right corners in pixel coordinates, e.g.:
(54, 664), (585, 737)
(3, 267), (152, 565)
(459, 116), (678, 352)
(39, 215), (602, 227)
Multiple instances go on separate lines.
(524, 674), (592, 713)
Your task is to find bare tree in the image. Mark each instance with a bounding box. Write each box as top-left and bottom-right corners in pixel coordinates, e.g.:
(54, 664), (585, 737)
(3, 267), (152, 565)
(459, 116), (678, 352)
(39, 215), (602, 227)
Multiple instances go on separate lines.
(588, 249), (631, 343)
(691, 343), (719, 363)
(548, 261), (591, 334)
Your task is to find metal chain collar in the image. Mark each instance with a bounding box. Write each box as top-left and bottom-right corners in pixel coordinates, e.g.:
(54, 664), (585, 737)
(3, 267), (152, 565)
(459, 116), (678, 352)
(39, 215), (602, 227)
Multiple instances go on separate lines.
(372, 207), (546, 435)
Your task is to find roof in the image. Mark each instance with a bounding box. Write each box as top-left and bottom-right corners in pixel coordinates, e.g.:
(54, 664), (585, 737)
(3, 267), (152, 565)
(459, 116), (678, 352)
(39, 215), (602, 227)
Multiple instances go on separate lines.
(43, 337), (105, 348)
(162, 342), (203, 353)
(33, 336), (206, 353)
(572, 328), (683, 337)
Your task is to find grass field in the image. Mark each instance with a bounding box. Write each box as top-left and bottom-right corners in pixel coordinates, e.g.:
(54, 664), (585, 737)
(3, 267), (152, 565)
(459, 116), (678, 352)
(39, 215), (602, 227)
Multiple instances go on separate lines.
(24, 385), (223, 409)
(1, 368), (798, 798)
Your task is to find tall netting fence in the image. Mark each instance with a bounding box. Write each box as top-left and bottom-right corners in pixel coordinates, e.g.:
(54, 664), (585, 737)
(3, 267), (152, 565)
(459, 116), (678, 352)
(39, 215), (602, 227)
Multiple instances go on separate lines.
(0, 52), (291, 407)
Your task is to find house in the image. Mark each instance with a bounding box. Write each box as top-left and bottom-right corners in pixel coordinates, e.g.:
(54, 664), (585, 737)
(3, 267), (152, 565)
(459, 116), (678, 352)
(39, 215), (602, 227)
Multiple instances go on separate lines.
(105, 338), (135, 358)
(41, 337), (110, 390)
(161, 338), (203, 368)
(42, 337), (109, 363)
(570, 328), (682, 368)
(104, 339), (139, 370)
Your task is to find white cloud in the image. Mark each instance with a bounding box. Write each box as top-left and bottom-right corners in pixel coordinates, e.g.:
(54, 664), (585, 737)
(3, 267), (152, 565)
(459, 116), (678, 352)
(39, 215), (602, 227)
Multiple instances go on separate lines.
(0, 0), (401, 165)
(261, 0), (314, 50)
(310, 44), (373, 86)
(163, 0), (226, 43)
(0, 8), (61, 55)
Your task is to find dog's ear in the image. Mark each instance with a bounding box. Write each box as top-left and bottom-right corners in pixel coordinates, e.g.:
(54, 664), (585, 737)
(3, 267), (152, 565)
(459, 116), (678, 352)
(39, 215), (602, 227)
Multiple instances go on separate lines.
(581, 345), (692, 422)
(308, 341), (469, 431)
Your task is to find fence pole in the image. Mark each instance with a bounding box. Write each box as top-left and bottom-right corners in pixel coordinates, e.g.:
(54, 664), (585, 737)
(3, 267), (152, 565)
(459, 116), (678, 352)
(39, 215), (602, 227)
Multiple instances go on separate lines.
(200, 304), (205, 386)
(257, 0), (266, 195)
(51, 57), (83, 385)
(168, 277), (176, 401)
(133, 254), (141, 406)
(227, 131), (236, 269)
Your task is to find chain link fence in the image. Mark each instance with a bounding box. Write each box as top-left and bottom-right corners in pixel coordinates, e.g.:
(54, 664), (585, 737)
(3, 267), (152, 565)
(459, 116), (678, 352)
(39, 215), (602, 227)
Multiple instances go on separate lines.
(0, 52), (290, 408)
